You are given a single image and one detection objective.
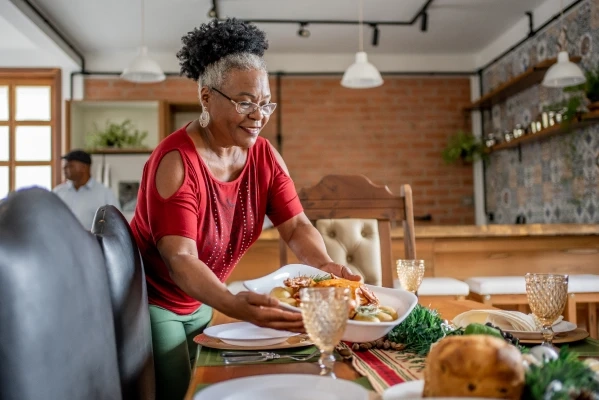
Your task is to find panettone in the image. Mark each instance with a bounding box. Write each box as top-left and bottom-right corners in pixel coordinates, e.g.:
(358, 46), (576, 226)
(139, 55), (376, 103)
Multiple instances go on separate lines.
(423, 335), (525, 399)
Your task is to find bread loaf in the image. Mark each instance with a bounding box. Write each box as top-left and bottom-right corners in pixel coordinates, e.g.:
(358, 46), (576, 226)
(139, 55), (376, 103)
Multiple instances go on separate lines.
(423, 335), (525, 399)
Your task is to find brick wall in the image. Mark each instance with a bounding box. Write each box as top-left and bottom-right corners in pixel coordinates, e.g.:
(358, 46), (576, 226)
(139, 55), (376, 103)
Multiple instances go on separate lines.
(85, 75), (473, 224)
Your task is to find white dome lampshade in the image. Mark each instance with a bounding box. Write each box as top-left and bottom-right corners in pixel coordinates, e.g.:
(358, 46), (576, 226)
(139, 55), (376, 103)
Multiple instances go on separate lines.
(121, 46), (166, 83)
(542, 51), (586, 88)
(341, 52), (384, 89)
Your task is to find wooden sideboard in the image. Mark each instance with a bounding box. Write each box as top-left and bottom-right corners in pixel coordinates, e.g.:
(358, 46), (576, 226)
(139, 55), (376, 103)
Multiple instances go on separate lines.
(226, 224), (599, 283)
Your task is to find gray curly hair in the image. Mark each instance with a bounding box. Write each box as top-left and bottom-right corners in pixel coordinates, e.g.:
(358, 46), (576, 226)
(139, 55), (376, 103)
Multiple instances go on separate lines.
(198, 53), (267, 100)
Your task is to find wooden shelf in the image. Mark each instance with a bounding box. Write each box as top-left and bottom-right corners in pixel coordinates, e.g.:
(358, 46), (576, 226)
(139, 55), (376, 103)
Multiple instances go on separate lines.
(487, 110), (599, 152)
(467, 56), (582, 111)
(89, 148), (153, 155)
(66, 99), (164, 151)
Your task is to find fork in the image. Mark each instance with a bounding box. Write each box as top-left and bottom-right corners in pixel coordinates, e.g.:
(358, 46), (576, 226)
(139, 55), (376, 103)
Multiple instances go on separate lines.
(221, 349), (320, 362)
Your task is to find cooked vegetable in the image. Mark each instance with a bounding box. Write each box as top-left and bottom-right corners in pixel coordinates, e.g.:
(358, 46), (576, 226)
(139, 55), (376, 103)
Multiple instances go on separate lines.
(270, 287), (292, 299)
(278, 298), (298, 307)
(354, 313), (381, 323)
(375, 311), (394, 322)
(386, 304), (463, 355)
(379, 306), (398, 320)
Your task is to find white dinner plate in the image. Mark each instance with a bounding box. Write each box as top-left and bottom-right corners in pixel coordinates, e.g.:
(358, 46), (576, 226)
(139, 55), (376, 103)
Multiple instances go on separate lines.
(383, 380), (492, 400)
(194, 374), (370, 400)
(243, 264), (418, 343)
(383, 380), (425, 399)
(203, 322), (299, 347)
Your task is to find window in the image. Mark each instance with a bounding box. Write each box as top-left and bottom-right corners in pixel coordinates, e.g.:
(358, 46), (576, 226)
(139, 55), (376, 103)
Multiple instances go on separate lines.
(0, 69), (61, 199)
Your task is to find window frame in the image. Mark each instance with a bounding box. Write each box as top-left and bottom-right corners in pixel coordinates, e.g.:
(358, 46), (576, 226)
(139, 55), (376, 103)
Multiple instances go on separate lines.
(0, 68), (62, 192)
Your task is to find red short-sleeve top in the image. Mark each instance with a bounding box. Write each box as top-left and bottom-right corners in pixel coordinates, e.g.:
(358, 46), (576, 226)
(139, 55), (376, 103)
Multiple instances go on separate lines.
(130, 127), (303, 314)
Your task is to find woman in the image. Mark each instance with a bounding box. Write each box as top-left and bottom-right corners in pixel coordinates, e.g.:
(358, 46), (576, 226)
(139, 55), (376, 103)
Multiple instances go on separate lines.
(130, 18), (359, 399)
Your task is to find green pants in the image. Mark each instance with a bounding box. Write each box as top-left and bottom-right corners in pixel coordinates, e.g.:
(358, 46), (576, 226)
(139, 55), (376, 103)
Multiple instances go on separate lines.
(149, 305), (213, 400)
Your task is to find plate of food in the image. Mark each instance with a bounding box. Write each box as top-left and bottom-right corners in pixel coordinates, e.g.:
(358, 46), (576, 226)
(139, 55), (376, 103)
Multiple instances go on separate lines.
(203, 322), (300, 347)
(243, 264), (418, 343)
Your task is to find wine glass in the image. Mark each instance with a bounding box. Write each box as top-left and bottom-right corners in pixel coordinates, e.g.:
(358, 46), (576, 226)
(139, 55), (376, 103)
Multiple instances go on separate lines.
(299, 287), (350, 378)
(396, 259), (425, 295)
(525, 273), (568, 347)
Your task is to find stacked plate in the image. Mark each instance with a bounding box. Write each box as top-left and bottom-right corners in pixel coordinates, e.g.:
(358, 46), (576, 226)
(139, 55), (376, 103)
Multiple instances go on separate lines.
(203, 322), (299, 347)
(452, 309), (577, 340)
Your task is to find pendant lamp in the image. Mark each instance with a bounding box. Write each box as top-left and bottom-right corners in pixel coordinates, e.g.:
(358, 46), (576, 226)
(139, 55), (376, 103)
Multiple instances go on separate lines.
(341, 0), (383, 89)
(121, 0), (165, 83)
(542, 0), (585, 88)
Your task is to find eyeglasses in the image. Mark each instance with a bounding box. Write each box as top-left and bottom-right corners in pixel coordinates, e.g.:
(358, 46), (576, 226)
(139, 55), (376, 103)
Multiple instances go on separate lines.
(211, 87), (277, 116)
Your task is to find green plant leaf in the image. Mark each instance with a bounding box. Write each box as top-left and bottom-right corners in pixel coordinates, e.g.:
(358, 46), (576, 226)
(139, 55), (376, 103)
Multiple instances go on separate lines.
(442, 130), (487, 164)
(85, 119), (148, 150)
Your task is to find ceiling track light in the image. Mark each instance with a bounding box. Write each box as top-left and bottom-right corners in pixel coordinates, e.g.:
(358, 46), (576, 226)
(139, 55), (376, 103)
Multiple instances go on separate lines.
(297, 22), (310, 38)
(420, 11), (428, 32)
(371, 24), (379, 46)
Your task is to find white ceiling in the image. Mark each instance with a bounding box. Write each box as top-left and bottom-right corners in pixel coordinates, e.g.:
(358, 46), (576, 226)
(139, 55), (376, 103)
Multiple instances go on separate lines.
(29, 0), (548, 55)
(0, 13), (35, 49)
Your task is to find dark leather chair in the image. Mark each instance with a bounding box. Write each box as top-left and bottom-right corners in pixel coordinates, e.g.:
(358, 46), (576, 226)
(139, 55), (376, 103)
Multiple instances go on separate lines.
(0, 188), (122, 400)
(92, 205), (155, 400)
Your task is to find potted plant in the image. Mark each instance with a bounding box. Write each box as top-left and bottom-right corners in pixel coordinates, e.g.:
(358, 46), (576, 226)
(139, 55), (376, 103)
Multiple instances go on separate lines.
(442, 130), (487, 164)
(564, 65), (599, 111)
(86, 119), (148, 150)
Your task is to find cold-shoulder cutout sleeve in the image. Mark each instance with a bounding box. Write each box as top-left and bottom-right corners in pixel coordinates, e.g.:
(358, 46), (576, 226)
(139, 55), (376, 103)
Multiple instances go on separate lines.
(147, 149), (199, 244)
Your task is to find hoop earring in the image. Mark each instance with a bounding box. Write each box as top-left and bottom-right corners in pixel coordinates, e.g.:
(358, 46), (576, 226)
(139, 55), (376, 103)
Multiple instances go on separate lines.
(199, 107), (210, 128)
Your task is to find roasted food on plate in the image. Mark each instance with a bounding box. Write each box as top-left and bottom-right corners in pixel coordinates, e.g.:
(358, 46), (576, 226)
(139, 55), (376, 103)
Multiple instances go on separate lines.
(269, 274), (399, 323)
(423, 335), (525, 399)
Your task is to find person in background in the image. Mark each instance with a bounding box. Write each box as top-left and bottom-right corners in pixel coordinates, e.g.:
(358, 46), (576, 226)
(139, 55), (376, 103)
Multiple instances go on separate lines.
(53, 149), (119, 229)
(129, 18), (359, 400)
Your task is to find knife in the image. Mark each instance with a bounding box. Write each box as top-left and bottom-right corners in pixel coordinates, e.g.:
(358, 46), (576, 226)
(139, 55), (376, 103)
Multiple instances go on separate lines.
(222, 355), (270, 363)
(221, 351), (270, 357)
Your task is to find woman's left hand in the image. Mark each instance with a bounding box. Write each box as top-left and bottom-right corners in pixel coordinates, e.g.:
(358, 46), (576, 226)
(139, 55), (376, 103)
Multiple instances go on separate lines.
(319, 262), (362, 281)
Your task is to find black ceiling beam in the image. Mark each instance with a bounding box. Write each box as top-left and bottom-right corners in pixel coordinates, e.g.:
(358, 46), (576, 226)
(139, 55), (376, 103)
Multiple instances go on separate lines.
(478, 0), (585, 73)
(19, 0), (85, 70)
(237, 19), (412, 26)
(215, 0), (435, 27)
(411, 0), (434, 24)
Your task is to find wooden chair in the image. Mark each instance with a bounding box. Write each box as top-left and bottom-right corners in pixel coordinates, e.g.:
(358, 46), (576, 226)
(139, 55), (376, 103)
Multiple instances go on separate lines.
(279, 174), (416, 288)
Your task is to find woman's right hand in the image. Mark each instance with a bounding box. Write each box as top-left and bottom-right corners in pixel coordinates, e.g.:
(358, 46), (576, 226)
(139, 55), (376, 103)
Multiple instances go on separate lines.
(227, 291), (305, 333)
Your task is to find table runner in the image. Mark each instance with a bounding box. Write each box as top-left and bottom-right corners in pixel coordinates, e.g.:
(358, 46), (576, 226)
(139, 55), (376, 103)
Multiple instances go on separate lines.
(340, 337), (599, 395)
(338, 342), (425, 394)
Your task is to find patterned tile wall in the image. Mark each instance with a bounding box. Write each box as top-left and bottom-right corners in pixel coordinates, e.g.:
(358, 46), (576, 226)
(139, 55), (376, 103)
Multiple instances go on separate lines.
(483, 0), (599, 224)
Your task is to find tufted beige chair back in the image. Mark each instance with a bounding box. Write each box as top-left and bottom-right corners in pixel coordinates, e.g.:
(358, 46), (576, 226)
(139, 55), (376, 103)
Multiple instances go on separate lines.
(316, 219), (382, 286)
(280, 174), (416, 288)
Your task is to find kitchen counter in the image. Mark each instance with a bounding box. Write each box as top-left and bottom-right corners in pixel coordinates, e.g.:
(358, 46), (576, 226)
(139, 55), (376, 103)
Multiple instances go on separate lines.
(228, 223), (599, 284)
(257, 224), (599, 240)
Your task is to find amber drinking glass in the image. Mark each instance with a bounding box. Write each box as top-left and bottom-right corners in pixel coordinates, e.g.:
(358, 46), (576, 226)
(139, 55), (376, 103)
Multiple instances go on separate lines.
(525, 273), (568, 347)
(396, 259), (425, 295)
(299, 287), (350, 378)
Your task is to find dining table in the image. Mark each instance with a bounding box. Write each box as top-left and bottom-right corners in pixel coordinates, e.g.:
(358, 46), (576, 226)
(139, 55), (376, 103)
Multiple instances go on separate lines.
(184, 298), (506, 400)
